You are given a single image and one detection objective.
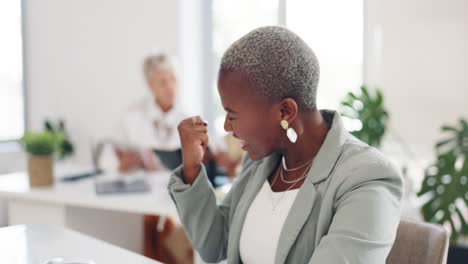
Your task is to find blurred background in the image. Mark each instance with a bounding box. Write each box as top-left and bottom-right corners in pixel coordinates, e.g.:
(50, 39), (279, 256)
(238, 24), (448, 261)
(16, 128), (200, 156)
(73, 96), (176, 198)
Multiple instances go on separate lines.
(0, 0), (467, 263)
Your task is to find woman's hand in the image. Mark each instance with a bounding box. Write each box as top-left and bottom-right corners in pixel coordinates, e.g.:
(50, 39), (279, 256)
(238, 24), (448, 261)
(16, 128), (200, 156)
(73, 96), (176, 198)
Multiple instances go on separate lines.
(115, 150), (144, 173)
(177, 116), (209, 184)
(140, 149), (163, 172)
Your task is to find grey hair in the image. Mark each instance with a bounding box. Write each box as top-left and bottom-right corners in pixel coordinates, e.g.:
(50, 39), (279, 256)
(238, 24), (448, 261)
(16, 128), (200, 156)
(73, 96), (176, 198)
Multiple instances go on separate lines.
(220, 26), (319, 110)
(143, 53), (175, 81)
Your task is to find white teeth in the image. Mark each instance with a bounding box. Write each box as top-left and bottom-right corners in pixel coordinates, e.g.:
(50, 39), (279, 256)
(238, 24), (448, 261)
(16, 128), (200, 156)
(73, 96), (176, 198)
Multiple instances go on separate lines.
(239, 140), (247, 147)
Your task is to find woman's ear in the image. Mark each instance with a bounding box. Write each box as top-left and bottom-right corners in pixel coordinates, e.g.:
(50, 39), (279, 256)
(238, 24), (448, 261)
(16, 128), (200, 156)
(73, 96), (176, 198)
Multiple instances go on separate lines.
(279, 98), (298, 122)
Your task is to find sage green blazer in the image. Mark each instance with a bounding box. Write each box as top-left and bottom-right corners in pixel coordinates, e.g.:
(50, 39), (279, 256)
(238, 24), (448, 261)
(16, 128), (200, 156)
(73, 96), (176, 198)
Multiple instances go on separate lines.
(168, 110), (403, 264)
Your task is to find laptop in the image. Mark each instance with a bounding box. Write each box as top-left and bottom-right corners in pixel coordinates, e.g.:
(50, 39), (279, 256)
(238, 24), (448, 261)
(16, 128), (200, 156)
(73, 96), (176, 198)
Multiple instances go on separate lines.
(153, 148), (183, 170)
(60, 140), (151, 195)
(154, 147), (225, 187)
(60, 141), (104, 182)
(94, 177), (151, 195)
(91, 141), (151, 195)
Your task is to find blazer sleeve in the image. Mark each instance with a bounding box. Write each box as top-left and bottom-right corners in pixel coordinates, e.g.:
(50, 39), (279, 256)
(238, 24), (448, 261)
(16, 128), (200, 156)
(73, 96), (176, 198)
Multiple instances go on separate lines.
(167, 154), (253, 263)
(308, 159), (403, 264)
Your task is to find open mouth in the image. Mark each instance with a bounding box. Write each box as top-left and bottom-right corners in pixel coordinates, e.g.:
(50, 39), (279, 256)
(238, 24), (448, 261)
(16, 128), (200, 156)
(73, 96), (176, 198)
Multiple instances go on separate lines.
(239, 140), (249, 151)
(233, 134), (249, 151)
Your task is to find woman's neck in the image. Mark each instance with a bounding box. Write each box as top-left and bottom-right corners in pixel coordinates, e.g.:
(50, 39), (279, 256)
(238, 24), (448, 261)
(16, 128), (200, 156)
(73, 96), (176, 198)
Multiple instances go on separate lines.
(281, 110), (329, 168)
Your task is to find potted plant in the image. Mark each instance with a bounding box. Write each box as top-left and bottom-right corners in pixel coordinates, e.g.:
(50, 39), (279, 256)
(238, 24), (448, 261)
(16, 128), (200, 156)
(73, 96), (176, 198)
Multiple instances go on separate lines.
(417, 119), (468, 263)
(339, 85), (389, 148)
(44, 119), (74, 160)
(20, 131), (63, 186)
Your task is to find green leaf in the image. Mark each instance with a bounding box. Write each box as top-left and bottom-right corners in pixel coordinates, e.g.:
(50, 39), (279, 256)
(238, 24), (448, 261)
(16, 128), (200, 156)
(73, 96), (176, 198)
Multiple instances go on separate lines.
(376, 90), (383, 106)
(441, 125), (458, 133)
(340, 112), (358, 119)
(24, 120), (75, 159)
(346, 92), (359, 101)
(341, 101), (356, 110)
(460, 119), (468, 130)
(44, 120), (54, 132)
(58, 120), (65, 132)
(20, 131), (58, 156)
(455, 208), (468, 236)
(435, 138), (455, 149)
(339, 86), (388, 148)
(361, 86), (371, 100)
(419, 118), (468, 243)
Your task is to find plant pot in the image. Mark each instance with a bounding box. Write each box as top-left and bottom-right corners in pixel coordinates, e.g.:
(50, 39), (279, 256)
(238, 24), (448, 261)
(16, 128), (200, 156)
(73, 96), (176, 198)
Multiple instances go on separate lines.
(28, 155), (53, 186)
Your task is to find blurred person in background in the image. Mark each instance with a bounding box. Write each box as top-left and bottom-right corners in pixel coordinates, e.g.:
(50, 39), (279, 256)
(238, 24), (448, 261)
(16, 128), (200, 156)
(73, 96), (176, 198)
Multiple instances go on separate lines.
(111, 53), (241, 264)
(114, 53), (185, 173)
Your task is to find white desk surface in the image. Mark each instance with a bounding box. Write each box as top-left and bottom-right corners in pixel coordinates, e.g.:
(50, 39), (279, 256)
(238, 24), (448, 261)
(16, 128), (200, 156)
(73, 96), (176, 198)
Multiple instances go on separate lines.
(0, 224), (161, 264)
(0, 170), (178, 216)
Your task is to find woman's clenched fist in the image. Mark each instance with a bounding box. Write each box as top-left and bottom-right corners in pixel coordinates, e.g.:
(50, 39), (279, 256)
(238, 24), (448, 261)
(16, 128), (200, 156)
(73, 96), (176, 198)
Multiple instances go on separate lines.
(177, 116), (209, 184)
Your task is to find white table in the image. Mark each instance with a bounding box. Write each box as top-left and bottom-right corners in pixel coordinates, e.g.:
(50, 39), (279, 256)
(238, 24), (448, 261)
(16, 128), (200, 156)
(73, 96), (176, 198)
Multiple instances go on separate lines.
(0, 224), (160, 264)
(0, 170), (179, 253)
(0, 170), (178, 219)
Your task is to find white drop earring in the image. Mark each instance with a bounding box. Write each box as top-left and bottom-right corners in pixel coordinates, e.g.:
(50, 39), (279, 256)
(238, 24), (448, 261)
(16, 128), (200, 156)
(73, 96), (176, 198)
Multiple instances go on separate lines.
(280, 120), (297, 143)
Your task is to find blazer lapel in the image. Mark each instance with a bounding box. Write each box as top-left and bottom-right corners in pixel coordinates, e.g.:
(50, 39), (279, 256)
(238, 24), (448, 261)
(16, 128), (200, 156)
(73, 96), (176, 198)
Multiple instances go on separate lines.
(275, 110), (347, 263)
(227, 154), (280, 264)
(274, 174), (318, 264)
(228, 110), (347, 264)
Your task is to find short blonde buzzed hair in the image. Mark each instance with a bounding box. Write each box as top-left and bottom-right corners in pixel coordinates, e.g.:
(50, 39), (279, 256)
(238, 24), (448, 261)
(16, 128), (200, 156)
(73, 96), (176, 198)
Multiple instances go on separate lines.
(220, 26), (320, 110)
(143, 53), (175, 81)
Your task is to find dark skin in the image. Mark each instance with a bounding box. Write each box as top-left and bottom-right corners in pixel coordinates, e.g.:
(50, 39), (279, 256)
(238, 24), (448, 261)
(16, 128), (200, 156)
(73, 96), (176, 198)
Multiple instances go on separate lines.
(178, 70), (329, 191)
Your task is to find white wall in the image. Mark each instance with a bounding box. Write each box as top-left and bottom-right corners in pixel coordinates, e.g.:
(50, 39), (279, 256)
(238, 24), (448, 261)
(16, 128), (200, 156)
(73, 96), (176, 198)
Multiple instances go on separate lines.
(6, 0), (183, 251)
(23, 0), (468, 166)
(9, 0), (468, 231)
(24, 0), (180, 165)
(365, 0), (468, 156)
(178, 0), (205, 122)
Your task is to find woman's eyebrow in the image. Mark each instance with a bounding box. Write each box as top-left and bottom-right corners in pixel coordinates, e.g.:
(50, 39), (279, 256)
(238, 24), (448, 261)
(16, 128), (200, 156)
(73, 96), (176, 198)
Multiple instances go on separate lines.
(224, 107), (238, 114)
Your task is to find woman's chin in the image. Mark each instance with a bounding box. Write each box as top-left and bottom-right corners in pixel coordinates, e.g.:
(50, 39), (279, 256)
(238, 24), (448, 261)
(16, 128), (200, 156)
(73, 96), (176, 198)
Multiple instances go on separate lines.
(245, 149), (266, 161)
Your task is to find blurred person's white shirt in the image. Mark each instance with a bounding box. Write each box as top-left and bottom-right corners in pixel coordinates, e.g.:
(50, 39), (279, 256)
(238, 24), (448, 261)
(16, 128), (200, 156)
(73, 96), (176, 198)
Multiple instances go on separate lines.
(117, 96), (187, 151)
(98, 96), (187, 173)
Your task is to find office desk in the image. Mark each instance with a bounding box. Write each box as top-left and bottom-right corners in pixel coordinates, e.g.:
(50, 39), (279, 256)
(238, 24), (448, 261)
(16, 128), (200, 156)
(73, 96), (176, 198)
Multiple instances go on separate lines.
(0, 224), (160, 264)
(0, 170), (178, 253)
(0, 171), (177, 220)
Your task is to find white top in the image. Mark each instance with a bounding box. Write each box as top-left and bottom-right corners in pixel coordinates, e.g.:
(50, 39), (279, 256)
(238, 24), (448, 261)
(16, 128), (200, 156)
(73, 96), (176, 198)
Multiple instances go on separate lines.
(239, 181), (299, 264)
(116, 96), (187, 150)
(0, 224), (160, 264)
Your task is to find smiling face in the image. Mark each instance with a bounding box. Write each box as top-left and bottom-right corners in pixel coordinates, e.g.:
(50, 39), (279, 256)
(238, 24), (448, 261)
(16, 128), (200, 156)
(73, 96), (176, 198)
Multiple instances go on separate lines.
(218, 70), (284, 160)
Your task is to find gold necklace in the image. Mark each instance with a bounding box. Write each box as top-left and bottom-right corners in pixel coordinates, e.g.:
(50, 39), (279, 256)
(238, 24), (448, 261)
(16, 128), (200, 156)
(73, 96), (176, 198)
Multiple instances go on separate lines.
(282, 155), (314, 172)
(280, 161), (312, 184)
(269, 162), (312, 211)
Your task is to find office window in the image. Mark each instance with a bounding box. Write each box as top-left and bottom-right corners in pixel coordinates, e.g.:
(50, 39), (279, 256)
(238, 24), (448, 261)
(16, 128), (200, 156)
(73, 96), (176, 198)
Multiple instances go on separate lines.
(211, 0), (279, 136)
(286, 0), (364, 110)
(207, 0), (363, 137)
(0, 0), (25, 141)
